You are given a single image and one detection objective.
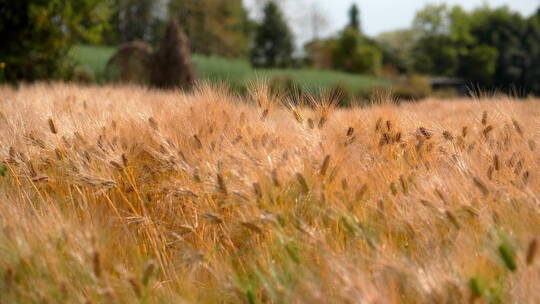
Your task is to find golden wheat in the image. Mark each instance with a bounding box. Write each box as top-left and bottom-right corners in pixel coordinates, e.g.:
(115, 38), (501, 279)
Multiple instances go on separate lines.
(0, 83), (538, 303)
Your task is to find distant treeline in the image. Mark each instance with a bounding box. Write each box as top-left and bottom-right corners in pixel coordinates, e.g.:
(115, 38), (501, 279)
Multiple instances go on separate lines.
(307, 4), (540, 96)
(404, 5), (540, 96)
(1, 1), (539, 96)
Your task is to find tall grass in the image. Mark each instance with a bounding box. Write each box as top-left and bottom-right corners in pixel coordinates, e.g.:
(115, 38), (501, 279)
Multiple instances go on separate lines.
(0, 83), (539, 303)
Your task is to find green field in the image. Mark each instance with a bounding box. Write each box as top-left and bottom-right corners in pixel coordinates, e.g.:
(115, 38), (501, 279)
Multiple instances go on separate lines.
(71, 45), (117, 81)
(71, 45), (389, 94)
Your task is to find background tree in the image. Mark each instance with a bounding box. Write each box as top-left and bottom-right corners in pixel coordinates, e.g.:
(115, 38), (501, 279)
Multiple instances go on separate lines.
(412, 35), (459, 76)
(524, 8), (540, 94)
(469, 6), (529, 92)
(331, 27), (382, 75)
(332, 27), (360, 71)
(351, 45), (382, 75)
(413, 4), (450, 35)
(409, 3), (539, 95)
(304, 3), (382, 75)
(104, 0), (162, 45)
(0, 0), (111, 82)
(169, 0), (252, 57)
(376, 29), (419, 73)
(250, 1), (294, 68)
(459, 45), (498, 85)
(348, 4), (361, 33)
(411, 4), (459, 76)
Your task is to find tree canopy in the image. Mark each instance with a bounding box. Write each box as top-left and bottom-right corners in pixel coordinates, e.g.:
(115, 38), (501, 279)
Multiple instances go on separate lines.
(250, 1), (294, 68)
(409, 4), (540, 95)
(104, 0), (161, 45)
(348, 4), (361, 33)
(0, 0), (111, 82)
(169, 0), (253, 57)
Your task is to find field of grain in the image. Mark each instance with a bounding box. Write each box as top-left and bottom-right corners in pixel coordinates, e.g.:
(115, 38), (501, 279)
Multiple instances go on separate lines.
(0, 83), (538, 303)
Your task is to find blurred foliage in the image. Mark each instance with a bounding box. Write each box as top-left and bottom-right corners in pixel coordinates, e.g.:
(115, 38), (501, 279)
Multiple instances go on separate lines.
(169, 0), (253, 58)
(376, 29), (419, 73)
(331, 28), (360, 71)
(393, 75), (433, 101)
(526, 9), (540, 94)
(103, 0), (162, 45)
(331, 28), (383, 75)
(413, 4), (451, 35)
(250, 1), (294, 68)
(352, 45), (382, 76)
(410, 4), (540, 95)
(412, 34), (459, 76)
(469, 6), (533, 94)
(2, 0), (539, 97)
(0, 0), (111, 82)
(460, 45), (498, 85)
(347, 4), (361, 33)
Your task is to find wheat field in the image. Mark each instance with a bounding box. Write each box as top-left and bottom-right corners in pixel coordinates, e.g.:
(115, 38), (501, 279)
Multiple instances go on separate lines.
(0, 83), (538, 303)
